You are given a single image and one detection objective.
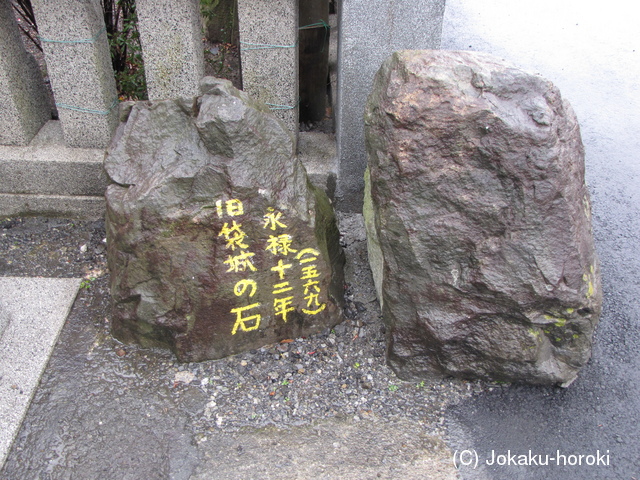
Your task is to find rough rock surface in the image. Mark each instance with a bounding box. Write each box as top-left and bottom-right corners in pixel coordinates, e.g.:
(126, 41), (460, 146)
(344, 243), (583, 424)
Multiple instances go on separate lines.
(364, 50), (601, 386)
(105, 78), (344, 362)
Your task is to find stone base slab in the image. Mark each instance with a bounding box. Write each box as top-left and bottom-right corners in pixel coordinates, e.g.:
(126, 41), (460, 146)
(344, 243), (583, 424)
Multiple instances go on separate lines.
(0, 193), (105, 220)
(0, 277), (81, 469)
(0, 121), (107, 197)
(297, 132), (337, 199)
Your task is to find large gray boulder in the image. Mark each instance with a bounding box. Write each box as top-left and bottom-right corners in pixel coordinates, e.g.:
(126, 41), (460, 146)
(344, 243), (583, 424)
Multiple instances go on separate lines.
(105, 78), (344, 362)
(364, 51), (601, 386)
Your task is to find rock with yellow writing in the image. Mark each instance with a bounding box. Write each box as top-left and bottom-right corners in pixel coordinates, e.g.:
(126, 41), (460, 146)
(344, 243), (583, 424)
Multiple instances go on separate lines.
(105, 78), (344, 362)
(364, 51), (601, 386)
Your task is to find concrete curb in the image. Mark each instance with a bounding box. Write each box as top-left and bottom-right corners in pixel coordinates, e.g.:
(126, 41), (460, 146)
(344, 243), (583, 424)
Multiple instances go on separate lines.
(298, 131), (338, 198)
(0, 120), (106, 220)
(0, 121), (107, 196)
(0, 193), (105, 220)
(0, 277), (81, 469)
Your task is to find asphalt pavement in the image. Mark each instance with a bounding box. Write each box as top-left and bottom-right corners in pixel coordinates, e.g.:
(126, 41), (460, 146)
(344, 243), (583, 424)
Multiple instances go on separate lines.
(441, 1), (640, 479)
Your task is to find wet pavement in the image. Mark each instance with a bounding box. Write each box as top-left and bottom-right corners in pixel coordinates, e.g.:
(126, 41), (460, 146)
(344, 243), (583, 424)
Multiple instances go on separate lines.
(442, 1), (640, 479)
(0, 215), (466, 480)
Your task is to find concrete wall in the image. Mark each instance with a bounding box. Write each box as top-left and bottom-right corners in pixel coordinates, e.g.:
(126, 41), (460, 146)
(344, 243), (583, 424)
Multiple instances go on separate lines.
(31, 0), (119, 148)
(136, 0), (204, 100)
(335, 0), (446, 212)
(0, 1), (205, 219)
(237, 0), (299, 137)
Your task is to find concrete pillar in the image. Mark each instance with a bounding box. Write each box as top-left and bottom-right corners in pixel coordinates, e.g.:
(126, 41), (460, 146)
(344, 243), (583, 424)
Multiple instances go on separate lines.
(31, 0), (118, 148)
(335, 0), (446, 212)
(136, 0), (204, 101)
(237, 0), (299, 137)
(0, 0), (50, 146)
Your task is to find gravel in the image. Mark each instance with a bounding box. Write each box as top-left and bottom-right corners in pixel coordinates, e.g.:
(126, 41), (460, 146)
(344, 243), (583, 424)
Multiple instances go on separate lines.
(0, 217), (107, 278)
(1, 213), (491, 476)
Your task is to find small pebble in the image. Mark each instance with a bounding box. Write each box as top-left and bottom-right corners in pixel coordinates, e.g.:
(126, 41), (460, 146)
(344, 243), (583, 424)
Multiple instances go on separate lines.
(174, 371), (195, 384)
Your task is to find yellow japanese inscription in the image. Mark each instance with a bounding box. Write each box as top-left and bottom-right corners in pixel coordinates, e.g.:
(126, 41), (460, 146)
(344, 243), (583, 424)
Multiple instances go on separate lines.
(265, 234), (298, 256)
(218, 202), (331, 335)
(296, 248), (320, 264)
(274, 296), (295, 322)
(234, 279), (257, 297)
(216, 199), (244, 217)
(302, 280), (325, 315)
(297, 249), (326, 315)
(300, 265), (321, 280)
(272, 281), (294, 294)
(224, 250), (257, 273)
(303, 303), (326, 315)
(218, 221), (249, 251)
(263, 207), (287, 230)
(271, 259), (293, 280)
(231, 303), (261, 334)
(304, 291), (323, 309)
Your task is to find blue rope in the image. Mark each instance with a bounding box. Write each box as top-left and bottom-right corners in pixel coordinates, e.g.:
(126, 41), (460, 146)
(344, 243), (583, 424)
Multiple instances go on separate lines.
(266, 97), (300, 111)
(40, 26), (107, 44)
(240, 20), (328, 51)
(299, 20), (330, 31)
(240, 40), (298, 51)
(56, 97), (118, 116)
(266, 103), (296, 111)
(299, 19), (330, 52)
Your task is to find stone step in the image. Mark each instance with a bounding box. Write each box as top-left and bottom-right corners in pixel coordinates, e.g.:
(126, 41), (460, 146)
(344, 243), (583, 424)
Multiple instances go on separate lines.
(0, 121), (107, 197)
(0, 193), (105, 220)
(297, 131), (337, 199)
